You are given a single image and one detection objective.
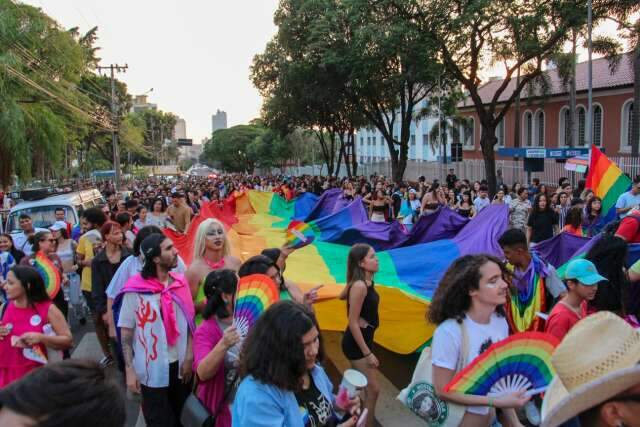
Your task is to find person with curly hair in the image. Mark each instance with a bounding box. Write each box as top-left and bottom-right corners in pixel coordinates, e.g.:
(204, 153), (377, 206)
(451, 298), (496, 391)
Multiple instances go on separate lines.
(428, 254), (529, 426)
(232, 301), (361, 427)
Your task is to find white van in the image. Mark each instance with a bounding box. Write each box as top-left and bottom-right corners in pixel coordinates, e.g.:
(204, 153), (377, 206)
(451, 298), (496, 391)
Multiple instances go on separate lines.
(4, 189), (105, 235)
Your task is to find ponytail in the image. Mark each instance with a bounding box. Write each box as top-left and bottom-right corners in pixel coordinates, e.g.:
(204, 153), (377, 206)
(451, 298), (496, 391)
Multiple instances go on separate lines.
(202, 269), (238, 320)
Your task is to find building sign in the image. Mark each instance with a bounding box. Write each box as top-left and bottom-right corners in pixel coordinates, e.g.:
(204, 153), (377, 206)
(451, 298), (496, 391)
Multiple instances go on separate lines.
(498, 147), (589, 159)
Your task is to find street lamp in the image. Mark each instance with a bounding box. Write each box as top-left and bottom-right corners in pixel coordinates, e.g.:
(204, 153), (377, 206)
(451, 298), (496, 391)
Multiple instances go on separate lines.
(586, 0), (593, 149)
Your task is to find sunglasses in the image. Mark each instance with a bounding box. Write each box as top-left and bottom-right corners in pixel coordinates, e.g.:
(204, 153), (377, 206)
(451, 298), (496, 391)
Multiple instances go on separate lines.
(41, 238), (56, 243)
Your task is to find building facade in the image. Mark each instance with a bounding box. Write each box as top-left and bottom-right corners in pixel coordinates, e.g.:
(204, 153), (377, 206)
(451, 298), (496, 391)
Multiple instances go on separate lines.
(131, 95), (157, 113)
(354, 103), (451, 164)
(211, 110), (228, 133)
(458, 53), (636, 159)
(173, 118), (187, 140)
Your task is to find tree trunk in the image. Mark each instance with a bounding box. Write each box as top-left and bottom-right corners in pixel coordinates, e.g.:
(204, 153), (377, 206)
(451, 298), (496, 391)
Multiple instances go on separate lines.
(480, 123), (499, 195)
(348, 131), (358, 177)
(514, 66), (521, 148)
(569, 33), (577, 148)
(632, 43), (640, 157)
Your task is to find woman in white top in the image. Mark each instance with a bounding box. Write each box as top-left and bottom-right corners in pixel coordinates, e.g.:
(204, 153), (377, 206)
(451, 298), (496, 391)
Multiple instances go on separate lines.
(146, 198), (168, 228)
(429, 254), (529, 427)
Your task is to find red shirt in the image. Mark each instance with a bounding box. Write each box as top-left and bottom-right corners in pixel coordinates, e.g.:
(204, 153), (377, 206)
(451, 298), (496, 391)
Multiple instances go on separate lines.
(545, 301), (587, 342)
(615, 215), (640, 243)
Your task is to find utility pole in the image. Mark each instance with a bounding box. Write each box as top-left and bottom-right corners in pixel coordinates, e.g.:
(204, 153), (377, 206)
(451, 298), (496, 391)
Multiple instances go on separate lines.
(97, 63), (128, 191)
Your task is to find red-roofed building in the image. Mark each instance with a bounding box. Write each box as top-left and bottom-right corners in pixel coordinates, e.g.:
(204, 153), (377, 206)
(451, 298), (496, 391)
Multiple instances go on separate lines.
(457, 53), (636, 159)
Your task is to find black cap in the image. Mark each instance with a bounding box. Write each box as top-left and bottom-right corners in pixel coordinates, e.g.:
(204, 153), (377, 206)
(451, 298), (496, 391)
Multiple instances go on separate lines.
(140, 234), (166, 261)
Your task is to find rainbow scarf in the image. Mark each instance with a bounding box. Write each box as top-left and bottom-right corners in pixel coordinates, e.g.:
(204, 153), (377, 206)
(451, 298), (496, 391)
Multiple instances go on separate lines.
(586, 144), (631, 222)
(33, 251), (61, 299)
(506, 254), (547, 333)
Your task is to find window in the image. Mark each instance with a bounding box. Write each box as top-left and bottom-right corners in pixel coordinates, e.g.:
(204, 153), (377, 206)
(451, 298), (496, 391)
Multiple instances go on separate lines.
(495, 118), (505, 147)
(622, 100), (635, 150)
(577, 106), (586, 146)
(560, 107), (571, 146)
(379, 137), (384, 157)
(593, 104), (602, 146)
(535, 110), (545, 147)
(524, 111), (533, 147)
(360, 136), (364, 146)
(423, 134), (430, 160)
(410, 135), (416, 159)
(463, 117), (474, 147)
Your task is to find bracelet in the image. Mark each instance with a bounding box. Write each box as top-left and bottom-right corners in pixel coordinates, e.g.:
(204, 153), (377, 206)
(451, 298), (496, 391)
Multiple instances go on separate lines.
(363, 352), (372, 358)
(488, 397), (495, 408)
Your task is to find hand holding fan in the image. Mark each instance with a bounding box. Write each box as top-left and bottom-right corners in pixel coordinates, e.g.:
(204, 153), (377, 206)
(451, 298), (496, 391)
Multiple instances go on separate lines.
(233, 274), (279, 339)
(444, 332), (559, 397)
(285, 220), (315, 250)
(33, 252), (62, 299)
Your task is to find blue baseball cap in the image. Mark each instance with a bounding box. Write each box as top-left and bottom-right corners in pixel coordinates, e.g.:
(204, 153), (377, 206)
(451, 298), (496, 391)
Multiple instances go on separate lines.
(564, 259), (607, 286)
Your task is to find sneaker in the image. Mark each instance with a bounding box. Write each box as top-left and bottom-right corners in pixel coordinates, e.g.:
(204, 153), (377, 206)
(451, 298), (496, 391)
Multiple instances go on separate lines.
(99, 355), (114, 367)
(524, 400), (541, 426)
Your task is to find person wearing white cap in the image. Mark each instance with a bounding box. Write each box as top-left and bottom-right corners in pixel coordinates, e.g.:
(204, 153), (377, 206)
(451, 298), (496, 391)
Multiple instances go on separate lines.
(541, 311), (640, 427)
(545, 259), (607, 342)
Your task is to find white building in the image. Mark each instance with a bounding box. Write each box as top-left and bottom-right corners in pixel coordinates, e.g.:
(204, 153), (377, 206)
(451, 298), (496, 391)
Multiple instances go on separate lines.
(131, 95), (157, 113)
(211, 110), (228, 133)
(355, 103), (448, 164)
(173, 118), (187, 140)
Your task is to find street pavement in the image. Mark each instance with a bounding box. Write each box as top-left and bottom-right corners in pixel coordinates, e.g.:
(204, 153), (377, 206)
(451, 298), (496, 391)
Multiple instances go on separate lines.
(69, 315), (422, 427)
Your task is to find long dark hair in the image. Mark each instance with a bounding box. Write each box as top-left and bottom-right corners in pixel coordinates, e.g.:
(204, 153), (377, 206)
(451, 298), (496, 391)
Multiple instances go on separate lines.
(202, 269), (238, 320)
(428, 254), (506, 324)
(585, 235), (627, 313)
(238, 255), (275, 278)
(239, 301), (324, 391)
(0, 233), (25, 264)
(565, 206), (583, 229)
(339, 243), (373, 300)
(10, 265), (50, 306)
(0, 359), (125, 427)
(585, 196), (602, 219)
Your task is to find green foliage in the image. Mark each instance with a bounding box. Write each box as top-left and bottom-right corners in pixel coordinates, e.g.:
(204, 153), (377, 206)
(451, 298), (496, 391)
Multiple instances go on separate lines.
(201, 124), (266, 173)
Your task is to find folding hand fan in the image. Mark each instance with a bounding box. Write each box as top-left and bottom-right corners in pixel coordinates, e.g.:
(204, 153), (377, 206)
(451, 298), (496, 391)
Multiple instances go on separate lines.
(444, 332), (559, 397)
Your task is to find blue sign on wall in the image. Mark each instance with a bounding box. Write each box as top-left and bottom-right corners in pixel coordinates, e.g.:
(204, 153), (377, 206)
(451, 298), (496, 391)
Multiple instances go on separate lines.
(498, 148), (589, 159)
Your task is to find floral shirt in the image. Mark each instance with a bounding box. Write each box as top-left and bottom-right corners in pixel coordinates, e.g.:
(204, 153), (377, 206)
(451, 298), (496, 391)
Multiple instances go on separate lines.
(509, 198), (531, 231)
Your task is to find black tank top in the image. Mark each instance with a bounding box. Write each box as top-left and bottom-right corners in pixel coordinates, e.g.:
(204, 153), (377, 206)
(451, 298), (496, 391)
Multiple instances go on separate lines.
(348, 281), (380, 328)
(372, 204), (386, 213)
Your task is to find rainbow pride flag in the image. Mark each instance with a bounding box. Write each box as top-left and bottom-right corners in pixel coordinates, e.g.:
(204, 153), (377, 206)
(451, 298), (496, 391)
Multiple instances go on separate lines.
(165, 190), (508, 354)
(586, 144), (632, 223)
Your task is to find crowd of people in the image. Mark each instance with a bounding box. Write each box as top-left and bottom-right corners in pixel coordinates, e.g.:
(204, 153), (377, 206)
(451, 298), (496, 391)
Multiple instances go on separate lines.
(1, 169), (640, 427)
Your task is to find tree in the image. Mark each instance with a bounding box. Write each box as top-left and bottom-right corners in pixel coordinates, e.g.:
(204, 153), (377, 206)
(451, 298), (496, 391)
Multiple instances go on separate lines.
(253, 0), (446, 182)
(395, 0), (637, 193)
(201, 124), (265, 173)
(0, 0), (94, 186)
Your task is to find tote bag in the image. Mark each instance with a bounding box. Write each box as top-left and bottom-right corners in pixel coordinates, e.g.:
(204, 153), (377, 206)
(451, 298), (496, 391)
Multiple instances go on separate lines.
(397, 322), (468, 427)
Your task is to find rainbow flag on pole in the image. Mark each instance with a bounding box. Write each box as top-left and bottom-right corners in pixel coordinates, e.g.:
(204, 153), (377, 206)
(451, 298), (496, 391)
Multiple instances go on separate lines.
(586, 145), (631, 223)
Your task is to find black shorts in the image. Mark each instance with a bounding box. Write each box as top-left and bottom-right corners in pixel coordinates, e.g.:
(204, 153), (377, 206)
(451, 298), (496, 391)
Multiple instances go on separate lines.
(341, 326), (375, 360)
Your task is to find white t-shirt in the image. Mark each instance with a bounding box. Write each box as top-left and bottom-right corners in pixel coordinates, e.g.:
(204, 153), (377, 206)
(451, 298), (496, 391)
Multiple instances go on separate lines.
(431, 313), (509, 415)
(473, 197), (490, 213)
(13, 227), (48, 256)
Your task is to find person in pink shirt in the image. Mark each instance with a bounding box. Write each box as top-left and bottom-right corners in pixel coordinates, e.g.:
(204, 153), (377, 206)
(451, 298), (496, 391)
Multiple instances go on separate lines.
(192, 269), (240, 427)
(545, 259), (606, 342)
(0, 266), (72, 388)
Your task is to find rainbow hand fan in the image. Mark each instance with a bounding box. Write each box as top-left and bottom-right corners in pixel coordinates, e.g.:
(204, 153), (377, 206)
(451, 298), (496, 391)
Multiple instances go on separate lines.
(285, 220), (315, 250)
(444, 332), (559, 397)
(33, 252), (62, 299)
(233, 274), (279, 339)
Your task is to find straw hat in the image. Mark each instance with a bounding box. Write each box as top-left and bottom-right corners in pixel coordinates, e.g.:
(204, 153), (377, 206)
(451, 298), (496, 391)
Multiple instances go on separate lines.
(541, 312), (640, 427)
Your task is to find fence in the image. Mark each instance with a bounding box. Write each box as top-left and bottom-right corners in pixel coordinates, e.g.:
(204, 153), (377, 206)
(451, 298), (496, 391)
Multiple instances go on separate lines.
(357, 156), (640, 187)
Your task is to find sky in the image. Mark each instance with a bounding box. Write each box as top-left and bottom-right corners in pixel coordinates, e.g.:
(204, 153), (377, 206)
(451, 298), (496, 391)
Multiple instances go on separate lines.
(24, 0), (280, 145)
(21, 1), (634, 146)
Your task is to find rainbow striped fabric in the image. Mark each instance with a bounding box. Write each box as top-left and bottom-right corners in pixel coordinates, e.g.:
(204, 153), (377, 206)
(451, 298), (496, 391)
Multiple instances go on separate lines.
(586, 144), (632, 222)
(165, 190), (509, 354)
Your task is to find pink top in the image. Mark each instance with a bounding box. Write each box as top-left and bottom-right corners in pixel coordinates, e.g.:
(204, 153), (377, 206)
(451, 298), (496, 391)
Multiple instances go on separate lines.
(0, 300), (52, 388)
(193, 317), (230, 427)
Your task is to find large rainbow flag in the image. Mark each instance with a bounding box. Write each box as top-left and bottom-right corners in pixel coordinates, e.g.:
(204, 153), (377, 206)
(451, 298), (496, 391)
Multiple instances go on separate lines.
(165, 189), (508, 354)
(586, 144), (632, 223)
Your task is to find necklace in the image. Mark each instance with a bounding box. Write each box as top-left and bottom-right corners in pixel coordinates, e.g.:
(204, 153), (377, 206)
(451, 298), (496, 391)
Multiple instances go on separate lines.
(204, 257), (225, 270)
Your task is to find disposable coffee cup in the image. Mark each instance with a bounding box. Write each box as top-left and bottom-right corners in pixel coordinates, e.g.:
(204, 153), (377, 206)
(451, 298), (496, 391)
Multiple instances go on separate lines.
(340, 369), (368, 398)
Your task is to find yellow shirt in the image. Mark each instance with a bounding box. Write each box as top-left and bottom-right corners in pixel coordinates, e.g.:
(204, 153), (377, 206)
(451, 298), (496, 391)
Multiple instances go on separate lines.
(77, 232), (98, 292)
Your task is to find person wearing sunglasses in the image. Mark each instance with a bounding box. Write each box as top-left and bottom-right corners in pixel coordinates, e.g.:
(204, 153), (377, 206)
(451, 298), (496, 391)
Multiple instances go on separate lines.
(19, 231), (68, 321)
